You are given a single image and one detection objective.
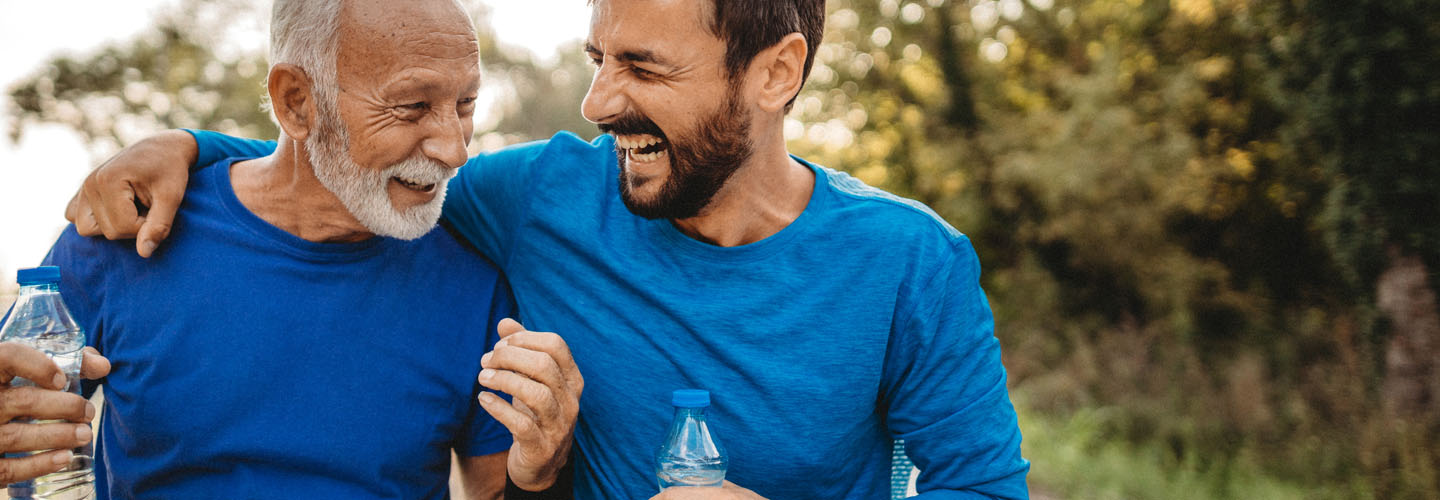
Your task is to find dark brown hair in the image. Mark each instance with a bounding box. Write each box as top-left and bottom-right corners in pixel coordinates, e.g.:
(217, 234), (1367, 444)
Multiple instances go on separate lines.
(709, 0), (826, 109)
(588, 0), (826, 109)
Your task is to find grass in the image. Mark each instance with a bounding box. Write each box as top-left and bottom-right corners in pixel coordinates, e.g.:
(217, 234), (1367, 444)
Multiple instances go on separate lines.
(1017, 399), (1371, 500)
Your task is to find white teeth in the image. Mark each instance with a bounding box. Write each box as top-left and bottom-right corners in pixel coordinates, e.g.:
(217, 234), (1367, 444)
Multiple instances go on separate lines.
(616, 134), (663, 151)
(628, 148), (668, 163)
(395, 177), (435, 189)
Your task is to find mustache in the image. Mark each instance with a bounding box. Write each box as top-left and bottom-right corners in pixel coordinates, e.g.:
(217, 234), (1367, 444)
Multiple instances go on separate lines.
(597, 112), (667, 140)
(384, 154), (455, 185)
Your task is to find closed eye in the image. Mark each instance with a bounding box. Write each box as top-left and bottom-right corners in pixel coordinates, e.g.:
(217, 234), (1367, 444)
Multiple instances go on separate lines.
(393, 102), (429, 121)
(633, 66), (659, 79)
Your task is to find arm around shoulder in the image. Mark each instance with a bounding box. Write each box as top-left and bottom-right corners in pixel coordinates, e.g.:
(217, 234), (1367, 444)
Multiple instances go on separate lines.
(65, 128), (278, 257)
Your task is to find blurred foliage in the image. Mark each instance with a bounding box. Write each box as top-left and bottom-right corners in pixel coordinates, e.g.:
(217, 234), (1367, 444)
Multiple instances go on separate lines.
(8, 0), (1440, 498)
(7, 0), (276, 159)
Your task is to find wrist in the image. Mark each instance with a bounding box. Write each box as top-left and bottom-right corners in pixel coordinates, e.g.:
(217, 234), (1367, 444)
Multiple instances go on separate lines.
(506, 453), (573, 499)
(505, 470), (570, 499)
(159, 129), (200, 167)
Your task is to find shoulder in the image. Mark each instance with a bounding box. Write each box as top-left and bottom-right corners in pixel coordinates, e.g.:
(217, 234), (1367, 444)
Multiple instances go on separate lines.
(413, 221), (505, 282)
(471, 132), (613, 174)
(812, 163), (974, 266)
(47, 225), (131, 267)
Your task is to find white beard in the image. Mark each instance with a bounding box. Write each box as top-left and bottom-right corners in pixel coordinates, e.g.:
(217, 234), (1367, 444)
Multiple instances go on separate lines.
(306, 113), (454, 241)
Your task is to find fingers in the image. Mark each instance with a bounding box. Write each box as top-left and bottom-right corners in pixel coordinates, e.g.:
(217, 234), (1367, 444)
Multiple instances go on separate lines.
(476, 392), (539, 442)
(70, 175), (102, 237)
(80, 348), (110, 380)
(93, 169), (143, 241)
(497, 318), (525, 338)
(0, 449), (75, 485)
(0, 386), (91, 423)
(0, 344), (66, 390)
(493, 327), (584, 397)
(482, 345), (566, 396)
(477, 362), (562, 423)
(0, 422), (91, 457)
(64, 191), (80, 223)
(133, 177), (185, 259)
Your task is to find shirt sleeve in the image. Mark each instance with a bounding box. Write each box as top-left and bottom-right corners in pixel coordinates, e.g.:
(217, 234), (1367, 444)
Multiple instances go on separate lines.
(456, 272), (520, 457)
(440, 139), (551, 269)
(184, 129), (277, 171)
(881, 236), (1031, 499)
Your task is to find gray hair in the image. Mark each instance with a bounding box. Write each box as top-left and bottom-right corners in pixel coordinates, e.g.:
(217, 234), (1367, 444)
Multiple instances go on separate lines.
(268, 0), (344, 126)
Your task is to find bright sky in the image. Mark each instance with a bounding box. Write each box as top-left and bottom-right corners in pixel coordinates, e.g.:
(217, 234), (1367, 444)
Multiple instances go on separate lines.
(0, 0), (592, 287)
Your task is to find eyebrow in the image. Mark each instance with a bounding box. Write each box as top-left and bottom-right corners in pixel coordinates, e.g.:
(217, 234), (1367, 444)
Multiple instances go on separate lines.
(585, 42), (677, 70)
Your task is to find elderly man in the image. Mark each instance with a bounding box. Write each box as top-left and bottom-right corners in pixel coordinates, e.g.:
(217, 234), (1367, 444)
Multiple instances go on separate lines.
(68, 0), (1031, 498)
(7, 0), (588, 498)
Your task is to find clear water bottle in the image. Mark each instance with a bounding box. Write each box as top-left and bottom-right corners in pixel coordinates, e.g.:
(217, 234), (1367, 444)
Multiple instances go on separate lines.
(1, 267), (94, 500)
(655, 389), (727, 490)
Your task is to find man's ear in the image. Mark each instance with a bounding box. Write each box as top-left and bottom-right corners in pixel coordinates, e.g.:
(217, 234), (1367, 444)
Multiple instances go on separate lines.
(748, 33), (809, 113)
(268, 63), (317, 141)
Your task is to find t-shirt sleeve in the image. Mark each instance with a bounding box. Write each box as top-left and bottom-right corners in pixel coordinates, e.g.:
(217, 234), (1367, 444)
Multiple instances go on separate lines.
(184, 129), (277, 171)
(441, 140), (550, 269)
(456, 272), (521, 457)
(39, 226), (113, 399)
(881, 236), (1031, 499)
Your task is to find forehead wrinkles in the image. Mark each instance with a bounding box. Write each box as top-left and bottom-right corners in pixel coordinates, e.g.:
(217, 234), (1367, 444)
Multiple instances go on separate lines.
(337, 30), (480, 86)
(341, 24), (478, 60)
(339, 0), (479, 67)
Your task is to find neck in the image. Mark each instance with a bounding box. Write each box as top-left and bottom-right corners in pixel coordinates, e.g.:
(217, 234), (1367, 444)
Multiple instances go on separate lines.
(669, 130), (814, 247)
(231, 137), (376, 243)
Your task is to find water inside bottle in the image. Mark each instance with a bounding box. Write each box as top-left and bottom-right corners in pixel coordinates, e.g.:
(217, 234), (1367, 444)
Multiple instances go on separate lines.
(657, 458), (726, 488)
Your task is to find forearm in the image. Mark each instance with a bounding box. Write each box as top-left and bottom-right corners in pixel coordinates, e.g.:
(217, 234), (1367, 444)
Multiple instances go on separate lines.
(456, 451), (507, 500)
(182, 129), (277, 169)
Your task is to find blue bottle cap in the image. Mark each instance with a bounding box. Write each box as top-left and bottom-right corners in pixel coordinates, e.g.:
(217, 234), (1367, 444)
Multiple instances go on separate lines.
(672, 389), (710, 408)
(16, 266), (61, 285)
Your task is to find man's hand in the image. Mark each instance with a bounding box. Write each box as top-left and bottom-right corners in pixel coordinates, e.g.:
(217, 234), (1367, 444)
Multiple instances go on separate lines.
(649, 481), (767, 500)
(475, 318), (583, 492)
(66, 129), (197, 258)
(0, 344), (110, 484)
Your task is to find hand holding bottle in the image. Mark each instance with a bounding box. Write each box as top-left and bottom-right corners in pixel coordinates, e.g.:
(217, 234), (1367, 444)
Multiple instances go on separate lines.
(0, 343), (108, 484)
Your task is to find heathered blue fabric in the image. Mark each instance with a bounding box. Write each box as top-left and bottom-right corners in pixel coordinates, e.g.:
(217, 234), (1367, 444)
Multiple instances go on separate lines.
(192, 130), (1031, 499)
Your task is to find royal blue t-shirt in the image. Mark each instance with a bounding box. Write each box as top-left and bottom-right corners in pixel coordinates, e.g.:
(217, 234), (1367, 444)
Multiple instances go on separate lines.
(41, 158), (514, 499)
(193, 131), (1031, 499)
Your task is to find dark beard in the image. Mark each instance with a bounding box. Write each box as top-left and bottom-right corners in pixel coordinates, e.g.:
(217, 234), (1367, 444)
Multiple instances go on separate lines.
(605, 89), (753, 220)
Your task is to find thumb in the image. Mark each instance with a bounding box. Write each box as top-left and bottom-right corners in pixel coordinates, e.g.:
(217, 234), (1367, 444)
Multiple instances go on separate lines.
(135, 193), (181, 259)
(497, 318), (526, 338)
(65, 192), (81, 223)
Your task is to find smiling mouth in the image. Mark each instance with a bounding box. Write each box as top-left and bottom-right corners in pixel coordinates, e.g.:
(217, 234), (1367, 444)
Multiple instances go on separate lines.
(394, 176), (438, 193)
(615, 134), (670, 163)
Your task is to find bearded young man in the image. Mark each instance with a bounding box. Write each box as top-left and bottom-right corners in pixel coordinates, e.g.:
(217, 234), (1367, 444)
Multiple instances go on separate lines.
(65, 0), (1031, 498)
(11, 0), (596, 498)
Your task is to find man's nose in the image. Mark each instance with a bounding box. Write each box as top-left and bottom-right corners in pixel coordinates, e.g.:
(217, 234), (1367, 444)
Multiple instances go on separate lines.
(421, 109), (469, 169)
(581, 65), (626, 125)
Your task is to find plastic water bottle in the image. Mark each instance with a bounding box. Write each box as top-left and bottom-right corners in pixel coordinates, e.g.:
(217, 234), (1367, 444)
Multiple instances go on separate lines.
(1, 267), (94, 500)
(655, 389), (727, 490)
